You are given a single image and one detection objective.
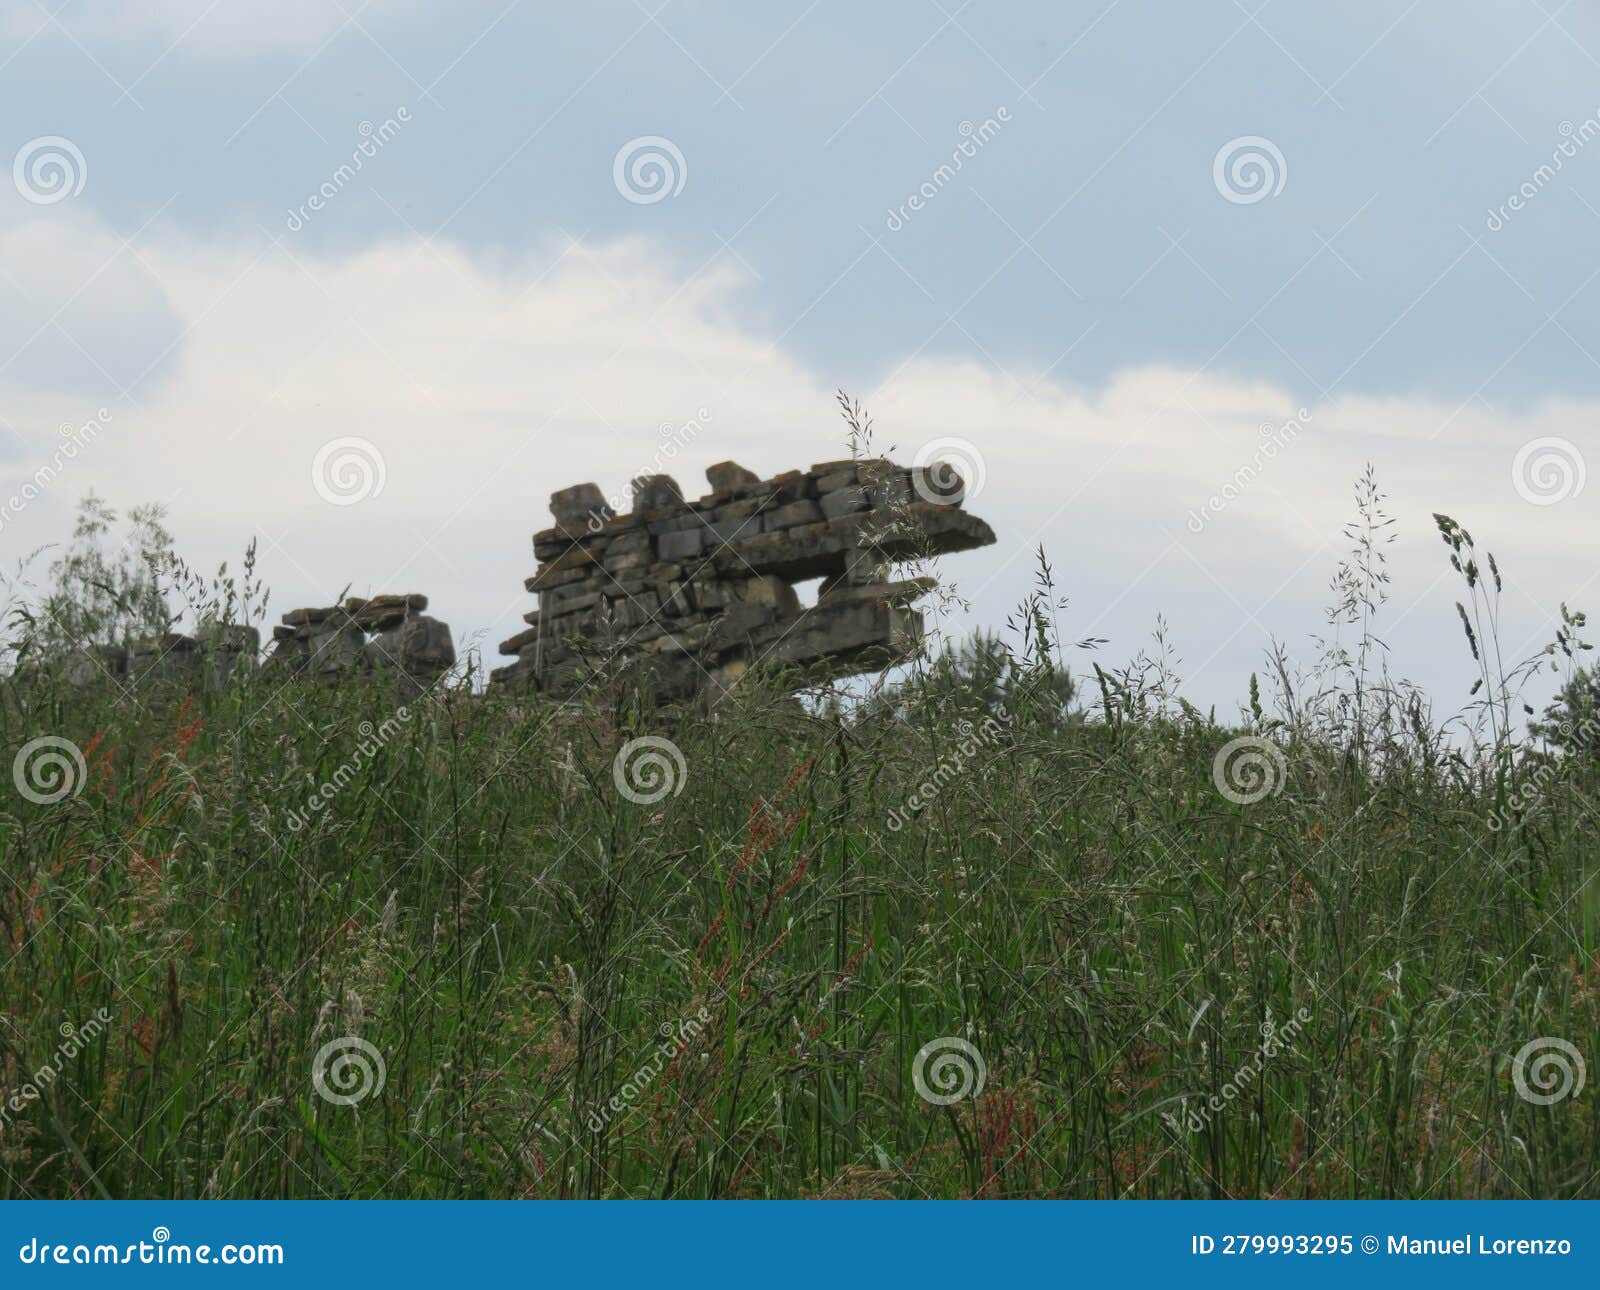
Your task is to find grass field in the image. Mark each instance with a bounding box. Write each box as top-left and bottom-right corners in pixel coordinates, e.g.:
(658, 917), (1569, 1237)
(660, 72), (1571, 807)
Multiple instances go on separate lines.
(0, 494), (1596, 1199)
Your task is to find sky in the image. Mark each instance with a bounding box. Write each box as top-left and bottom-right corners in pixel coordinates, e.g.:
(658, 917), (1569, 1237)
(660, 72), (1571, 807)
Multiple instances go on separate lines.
(0, 0), (1595, 718)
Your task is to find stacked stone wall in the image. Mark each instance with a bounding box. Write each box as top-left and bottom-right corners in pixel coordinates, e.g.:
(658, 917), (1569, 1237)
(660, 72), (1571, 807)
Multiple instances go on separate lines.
(267, 594), (455, 693)
(492, 458), (995, 702)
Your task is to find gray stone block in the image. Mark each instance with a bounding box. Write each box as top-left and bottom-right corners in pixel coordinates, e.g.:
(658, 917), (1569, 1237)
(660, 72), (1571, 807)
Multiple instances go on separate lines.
(63, 644), (128, 688)
(768, 470), (814, 503)
(689, 579), (737, 610)
(631, 474), (684, 514)
(657, 528), (705, 562)
(605, 549), (651, 574)
(610, 590), (659, 629)
(843, 547), (890, 585)
(401, 616), (455, 668)
(647, 512), (702, 535)
(128, 633), (201, 688)
(499, 624), (541, 656)
(738, 576), (800, 615)
(764, 499), (825, 530)
(660, 583), (693, 616)
(543, 585), (602, 618)
(706, 513), (762, 545)
(909, 465), (966, 505)
(310, 623), (365, 675)
(550, 482), (611, 529)
(352, 594), (428, 632)
(861, 465), (912, 510)
(199, 624), (259, 691)
(819, 485), (868, 519)
(706, 460), (761, 494)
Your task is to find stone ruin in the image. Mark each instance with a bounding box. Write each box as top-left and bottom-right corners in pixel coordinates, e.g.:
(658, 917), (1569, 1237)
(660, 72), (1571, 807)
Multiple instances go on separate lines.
(491, 458), (997, 702)
(57, 626), (261, 693)
(267, 594), (455, 693)
(46, 595), (456, 697)
(28, 455), (997, 707)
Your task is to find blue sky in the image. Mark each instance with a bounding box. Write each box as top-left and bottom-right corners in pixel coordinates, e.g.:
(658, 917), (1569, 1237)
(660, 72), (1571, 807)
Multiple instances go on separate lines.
(0, 1), (1595, 716)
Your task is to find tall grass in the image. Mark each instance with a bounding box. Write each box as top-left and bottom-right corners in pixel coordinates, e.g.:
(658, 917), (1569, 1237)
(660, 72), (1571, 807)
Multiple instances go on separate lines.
(0, 478), (1595, 1199)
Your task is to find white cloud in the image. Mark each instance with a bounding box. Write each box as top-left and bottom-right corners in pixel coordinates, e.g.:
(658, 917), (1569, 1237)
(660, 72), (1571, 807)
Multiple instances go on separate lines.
(0, 201), (182, 399)
(2, 0), (429, 59)
(0, 216), (1593, 711)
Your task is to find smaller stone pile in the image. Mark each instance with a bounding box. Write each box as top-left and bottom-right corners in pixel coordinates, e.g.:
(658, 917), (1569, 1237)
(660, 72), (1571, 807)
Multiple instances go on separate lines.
(493, 458), (997, 702)
(59, 626), (259, 692)
(268, 594), (455, 692)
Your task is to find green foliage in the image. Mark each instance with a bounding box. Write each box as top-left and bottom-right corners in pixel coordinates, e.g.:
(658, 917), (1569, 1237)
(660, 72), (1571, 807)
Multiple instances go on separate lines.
(0, 482), (1595, 1199)
(1534, 666), (1600, 763)
(29, 495), (176, 654)
(0, 634), (1595, 1199)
